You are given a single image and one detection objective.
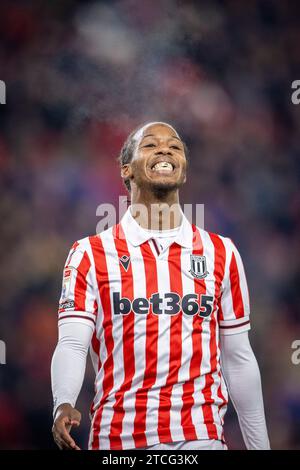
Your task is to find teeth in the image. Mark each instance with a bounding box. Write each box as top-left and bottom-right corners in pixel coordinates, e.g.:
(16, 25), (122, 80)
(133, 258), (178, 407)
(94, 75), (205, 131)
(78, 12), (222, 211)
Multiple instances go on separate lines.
(152, 162), (173, 171)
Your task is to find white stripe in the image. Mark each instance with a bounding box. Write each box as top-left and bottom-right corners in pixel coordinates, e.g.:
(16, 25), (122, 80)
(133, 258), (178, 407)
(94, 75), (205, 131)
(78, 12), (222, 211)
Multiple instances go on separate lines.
(220, 237), (235, 322)
(85, 263), (96, 315)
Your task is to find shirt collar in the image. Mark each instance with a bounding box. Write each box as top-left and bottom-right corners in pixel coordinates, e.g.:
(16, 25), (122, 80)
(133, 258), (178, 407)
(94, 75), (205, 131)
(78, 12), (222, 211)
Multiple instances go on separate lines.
(120, 206), (193, 249)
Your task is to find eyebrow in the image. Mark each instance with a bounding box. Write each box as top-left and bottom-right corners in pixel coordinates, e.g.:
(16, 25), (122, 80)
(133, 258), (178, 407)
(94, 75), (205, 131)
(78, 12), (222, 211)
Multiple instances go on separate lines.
(141, 133), (182, 142)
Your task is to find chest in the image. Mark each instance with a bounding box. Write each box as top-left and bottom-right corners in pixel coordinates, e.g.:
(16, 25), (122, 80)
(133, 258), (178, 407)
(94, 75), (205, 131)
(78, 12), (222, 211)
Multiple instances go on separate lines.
(96, 245), (223, 320)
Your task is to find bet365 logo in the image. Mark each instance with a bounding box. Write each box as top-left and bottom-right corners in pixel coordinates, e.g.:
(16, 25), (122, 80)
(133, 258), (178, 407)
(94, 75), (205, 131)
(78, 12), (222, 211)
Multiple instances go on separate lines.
(0, 80), (6, 104)
(0, 340), (6, 365)
(113, 292), (214, 318)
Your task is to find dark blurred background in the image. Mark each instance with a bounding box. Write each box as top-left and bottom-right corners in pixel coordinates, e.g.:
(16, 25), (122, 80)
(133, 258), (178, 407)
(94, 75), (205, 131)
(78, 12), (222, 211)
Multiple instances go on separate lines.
(0, 0), (300, 450)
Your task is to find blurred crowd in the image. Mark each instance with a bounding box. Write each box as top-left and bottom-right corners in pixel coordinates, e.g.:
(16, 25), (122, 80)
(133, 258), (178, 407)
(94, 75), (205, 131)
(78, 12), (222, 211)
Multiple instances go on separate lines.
(0, 0), (300, 449)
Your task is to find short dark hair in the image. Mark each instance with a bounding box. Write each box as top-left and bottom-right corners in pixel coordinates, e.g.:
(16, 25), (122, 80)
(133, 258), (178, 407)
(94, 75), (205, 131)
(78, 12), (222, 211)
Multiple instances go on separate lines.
(118, 123), (189, 193)
(118, 125), (141, 192)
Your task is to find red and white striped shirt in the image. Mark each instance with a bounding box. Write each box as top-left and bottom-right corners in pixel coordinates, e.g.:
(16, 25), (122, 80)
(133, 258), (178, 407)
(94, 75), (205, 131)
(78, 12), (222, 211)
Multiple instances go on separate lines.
(57, 207), (250, 450)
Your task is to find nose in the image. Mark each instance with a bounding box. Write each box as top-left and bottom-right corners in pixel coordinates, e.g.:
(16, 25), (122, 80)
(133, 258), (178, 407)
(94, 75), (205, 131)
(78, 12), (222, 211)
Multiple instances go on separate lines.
(155, 145), (172, 155)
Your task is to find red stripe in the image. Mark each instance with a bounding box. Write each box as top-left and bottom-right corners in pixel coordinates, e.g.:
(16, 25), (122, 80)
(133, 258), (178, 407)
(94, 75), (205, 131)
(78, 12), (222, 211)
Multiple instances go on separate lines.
(91, 299), (101, 363)
(133, 241), (159, 448)
(156, 243), (185, 442)
(192, 225), (218, 440)
(74, 251), (91, 311)
(229, 252), (245, 319)
(89, 234), (115, 450)
(108, 224), (135, 450)
(91, 333), (100, 355)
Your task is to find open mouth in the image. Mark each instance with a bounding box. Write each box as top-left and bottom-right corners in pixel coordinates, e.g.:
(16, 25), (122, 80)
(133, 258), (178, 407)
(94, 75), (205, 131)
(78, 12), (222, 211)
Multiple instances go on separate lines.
(150, 161), (175, 173)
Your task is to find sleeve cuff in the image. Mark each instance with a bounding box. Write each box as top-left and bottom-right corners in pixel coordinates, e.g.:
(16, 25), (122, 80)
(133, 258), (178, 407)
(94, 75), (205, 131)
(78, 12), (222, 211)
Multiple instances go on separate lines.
(53, 399), (75, 419)
(58, 311), (96, 327)
(219, 315), (251, 336)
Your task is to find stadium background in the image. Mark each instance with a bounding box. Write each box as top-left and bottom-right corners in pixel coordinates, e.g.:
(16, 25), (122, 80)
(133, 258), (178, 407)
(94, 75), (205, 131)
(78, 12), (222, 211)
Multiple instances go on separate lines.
(0, 0), (300, 449)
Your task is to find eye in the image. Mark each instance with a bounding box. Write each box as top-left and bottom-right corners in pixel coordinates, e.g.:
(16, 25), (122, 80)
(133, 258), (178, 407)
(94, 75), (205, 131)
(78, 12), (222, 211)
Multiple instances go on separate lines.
(143, 143), (155, 148)
(170, 145), (180, 150)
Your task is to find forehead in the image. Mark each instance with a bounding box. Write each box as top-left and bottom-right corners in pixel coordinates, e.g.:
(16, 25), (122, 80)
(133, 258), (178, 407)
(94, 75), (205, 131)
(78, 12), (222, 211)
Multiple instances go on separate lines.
(140, 123), (179, 140)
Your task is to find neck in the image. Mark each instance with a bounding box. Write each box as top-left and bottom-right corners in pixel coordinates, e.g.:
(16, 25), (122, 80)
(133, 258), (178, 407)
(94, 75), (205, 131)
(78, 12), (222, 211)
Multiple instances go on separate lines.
(129, 186), (182, 230)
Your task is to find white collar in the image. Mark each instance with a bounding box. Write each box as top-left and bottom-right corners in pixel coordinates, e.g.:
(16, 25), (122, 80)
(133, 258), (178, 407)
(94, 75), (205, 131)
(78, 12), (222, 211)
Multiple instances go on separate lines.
(120, 206), (193, 249)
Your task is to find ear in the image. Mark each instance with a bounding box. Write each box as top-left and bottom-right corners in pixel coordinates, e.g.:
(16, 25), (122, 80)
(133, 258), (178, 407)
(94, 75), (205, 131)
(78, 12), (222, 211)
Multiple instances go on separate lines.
(121, 164), (132, 181)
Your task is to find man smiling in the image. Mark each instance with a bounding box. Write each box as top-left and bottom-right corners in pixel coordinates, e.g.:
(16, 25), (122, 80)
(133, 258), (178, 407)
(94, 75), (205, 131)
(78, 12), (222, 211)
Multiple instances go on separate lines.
(51, 122), (270, 450)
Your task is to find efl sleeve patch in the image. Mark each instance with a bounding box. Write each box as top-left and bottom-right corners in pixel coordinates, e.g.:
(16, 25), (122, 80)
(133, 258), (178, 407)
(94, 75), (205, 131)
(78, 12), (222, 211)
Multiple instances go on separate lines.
(60, 267), (76, 302)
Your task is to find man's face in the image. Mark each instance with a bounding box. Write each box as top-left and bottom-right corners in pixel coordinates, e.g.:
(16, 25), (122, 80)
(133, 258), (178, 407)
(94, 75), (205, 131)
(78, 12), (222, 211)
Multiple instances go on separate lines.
(125, 123), (187, 193)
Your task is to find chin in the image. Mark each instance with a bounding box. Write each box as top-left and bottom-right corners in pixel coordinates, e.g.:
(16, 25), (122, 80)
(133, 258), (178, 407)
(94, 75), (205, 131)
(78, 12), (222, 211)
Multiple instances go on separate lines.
(134, 171), (186, 193)
(149, 179), (183, 193)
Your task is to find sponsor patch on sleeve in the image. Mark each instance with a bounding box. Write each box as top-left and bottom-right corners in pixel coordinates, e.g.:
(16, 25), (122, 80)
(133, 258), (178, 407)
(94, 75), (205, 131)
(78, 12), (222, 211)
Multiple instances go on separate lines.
(59, 299), (75, 310)
(60, 267), (76, 301)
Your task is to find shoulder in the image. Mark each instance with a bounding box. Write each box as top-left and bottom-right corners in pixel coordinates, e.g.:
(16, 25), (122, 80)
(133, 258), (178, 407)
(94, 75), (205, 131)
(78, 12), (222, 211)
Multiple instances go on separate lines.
(68, 236), (92, 253)
(75, 225), (116, 246)
(194, 225), (233, 249)
(193, 226), (245, 262)
(70, 225), (118, 256)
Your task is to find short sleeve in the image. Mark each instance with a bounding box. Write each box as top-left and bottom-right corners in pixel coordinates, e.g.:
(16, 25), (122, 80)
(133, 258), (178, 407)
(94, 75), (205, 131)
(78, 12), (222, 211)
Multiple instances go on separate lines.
(58, 239), (98, 328)
(218, 238), (251, 336)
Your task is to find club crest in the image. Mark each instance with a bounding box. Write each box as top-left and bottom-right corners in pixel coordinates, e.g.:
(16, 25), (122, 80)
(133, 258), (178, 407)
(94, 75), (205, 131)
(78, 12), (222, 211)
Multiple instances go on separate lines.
(189, 254), (208, 279)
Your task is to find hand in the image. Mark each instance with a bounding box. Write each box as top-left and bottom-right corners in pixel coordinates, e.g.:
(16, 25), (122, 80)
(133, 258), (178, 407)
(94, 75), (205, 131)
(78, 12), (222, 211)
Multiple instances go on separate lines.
(52, 403), (81, 450)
